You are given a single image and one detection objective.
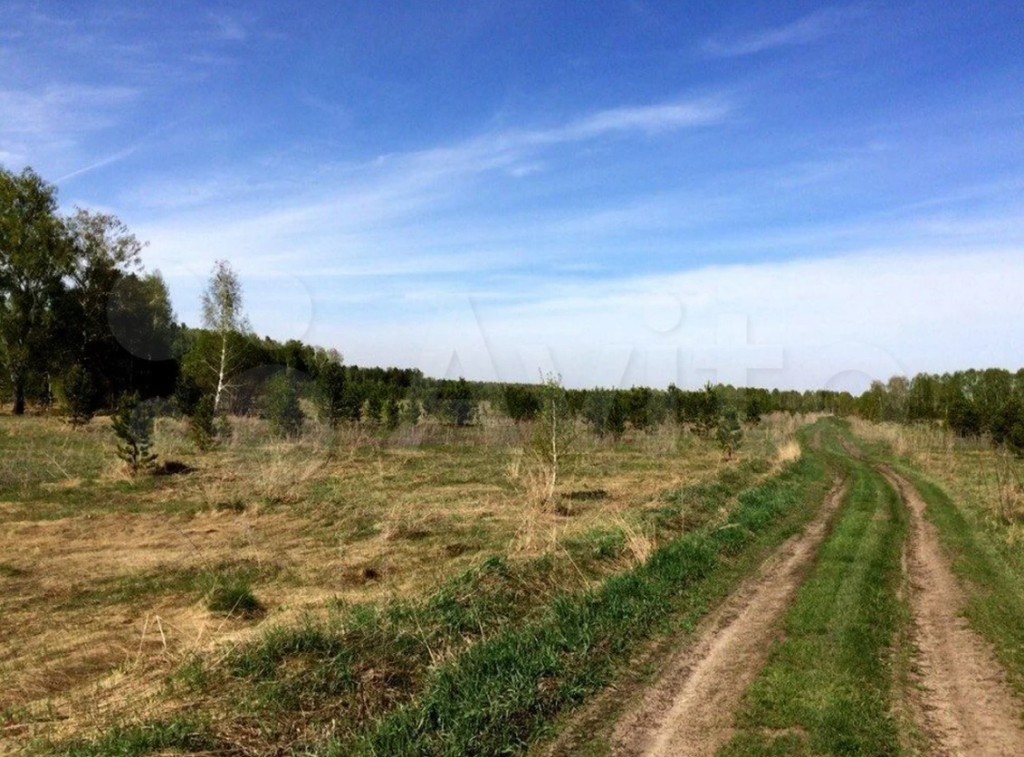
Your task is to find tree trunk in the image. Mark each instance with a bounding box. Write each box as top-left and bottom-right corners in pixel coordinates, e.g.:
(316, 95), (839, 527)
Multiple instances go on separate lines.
(547, 411), (558, 501)
(12, 374), (26, 415)
(213, 331), (227, 412)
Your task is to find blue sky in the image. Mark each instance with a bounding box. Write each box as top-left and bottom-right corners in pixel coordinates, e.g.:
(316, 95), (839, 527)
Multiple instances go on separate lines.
(2, 1), (1022, 390)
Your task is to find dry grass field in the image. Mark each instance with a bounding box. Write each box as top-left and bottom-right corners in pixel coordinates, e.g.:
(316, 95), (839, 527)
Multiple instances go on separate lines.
(848, 418), (1024, 546)
(0, 411), (807, 750)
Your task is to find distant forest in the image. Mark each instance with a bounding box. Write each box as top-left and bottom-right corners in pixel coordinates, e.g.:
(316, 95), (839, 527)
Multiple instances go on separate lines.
(2, 166), (1022, 454)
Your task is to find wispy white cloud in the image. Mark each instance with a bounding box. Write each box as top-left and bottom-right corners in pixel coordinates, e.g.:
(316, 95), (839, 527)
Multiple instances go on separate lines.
(0, 84), (139, 172)
(208, 11), (248, 41)
(0, 84), (137, 135)
(130, 89), (1024, 340)
(703, 7), (860, 58)
(126, 95), (737, 344)
(127, 95), (731, 217)
(528, 100), (730, 142)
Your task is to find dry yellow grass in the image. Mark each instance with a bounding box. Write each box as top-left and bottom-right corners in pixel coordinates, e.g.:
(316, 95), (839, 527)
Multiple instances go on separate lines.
(775, 439), (803, 465)
(0, 411), (808, 746)
(849, 417), (1024, 543)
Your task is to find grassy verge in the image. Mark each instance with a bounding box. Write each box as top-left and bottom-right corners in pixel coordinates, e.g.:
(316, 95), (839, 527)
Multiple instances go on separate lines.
(721, 453), (908, 756)
(55, 424), (836, 755)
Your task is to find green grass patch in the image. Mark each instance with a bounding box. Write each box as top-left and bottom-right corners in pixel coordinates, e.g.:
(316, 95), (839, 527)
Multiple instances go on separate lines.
(61, 718), (214, 757)
(721, 461), (908, 756)
(563, 528), (627, 564)
(206, 581), (264, 618)
(59, 560), (276, 609)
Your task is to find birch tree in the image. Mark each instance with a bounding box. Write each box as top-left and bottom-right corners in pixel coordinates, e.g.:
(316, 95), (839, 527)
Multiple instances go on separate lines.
(200, 260), (250, 412)
(532, 372), (575, 502)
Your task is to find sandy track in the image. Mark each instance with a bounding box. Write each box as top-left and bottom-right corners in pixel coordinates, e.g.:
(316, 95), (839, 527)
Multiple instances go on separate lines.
(608, 480), (848, 757)
(883, 468), (1024, 756)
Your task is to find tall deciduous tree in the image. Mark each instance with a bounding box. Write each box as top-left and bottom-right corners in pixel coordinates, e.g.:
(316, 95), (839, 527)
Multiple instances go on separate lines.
(61, 209), (168, 406)
(0, 168), (73, 413)
(65, 209), (144, 349)
(200, 260), (250, 411)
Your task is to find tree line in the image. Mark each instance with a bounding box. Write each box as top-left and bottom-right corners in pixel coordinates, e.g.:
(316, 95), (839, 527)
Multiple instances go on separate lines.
(0, 165), (849, 432)
(5, 165), (1021, 455)
(855, 370), (1024, 454)
(1, 167), (178, 413)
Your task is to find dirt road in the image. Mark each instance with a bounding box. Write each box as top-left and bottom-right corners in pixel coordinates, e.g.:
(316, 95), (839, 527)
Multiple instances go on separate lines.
(546, 452), (1024, 757)
(607, 480), (847, 757)
(883, 468), (1024, 756)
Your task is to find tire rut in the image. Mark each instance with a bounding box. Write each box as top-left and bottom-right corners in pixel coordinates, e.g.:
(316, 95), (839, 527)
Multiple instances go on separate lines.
(881, 467), (1024, 756)
(608, 479), (849, 757)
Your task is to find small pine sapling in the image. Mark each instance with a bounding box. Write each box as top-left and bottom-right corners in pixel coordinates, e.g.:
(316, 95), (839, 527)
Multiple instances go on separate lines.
(716, 406), (744, 461)
(607, 393), (627, 440)
(112, 392), (157, 474)
(745, 394), (764, 425)
(60, 363), (95, 427)
(695, 383), (721, 437)
(264, 372), (304, 437)
(189, 394), (217, 451)
(314, 360), (346, 426)
(400, 398), (421, 427)
(381, 397), (400, 431)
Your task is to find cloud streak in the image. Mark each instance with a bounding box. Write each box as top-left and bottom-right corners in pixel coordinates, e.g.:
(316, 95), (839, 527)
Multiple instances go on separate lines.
(526, 100), (730, 143)
(703, 7), (858, 57)
(0, 84), (137, 135)
(56, 146), (138, 183)
(0, 83), (139, 172)
(129, 95), (733, 254)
